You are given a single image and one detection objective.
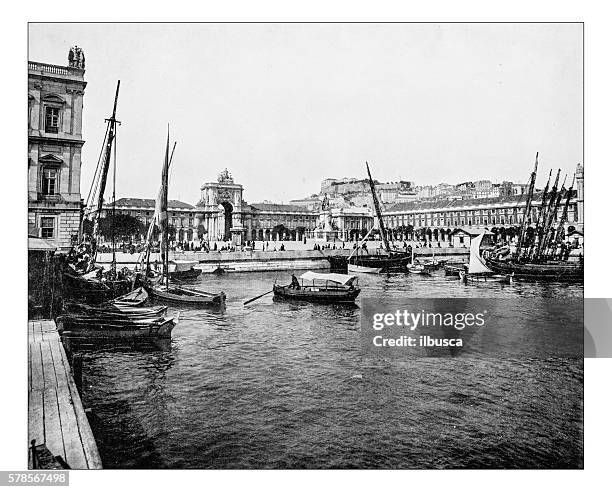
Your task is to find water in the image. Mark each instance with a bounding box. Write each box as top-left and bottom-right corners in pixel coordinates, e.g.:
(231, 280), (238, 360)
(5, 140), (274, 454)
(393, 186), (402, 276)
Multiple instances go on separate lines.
(68, 270), (583, 469)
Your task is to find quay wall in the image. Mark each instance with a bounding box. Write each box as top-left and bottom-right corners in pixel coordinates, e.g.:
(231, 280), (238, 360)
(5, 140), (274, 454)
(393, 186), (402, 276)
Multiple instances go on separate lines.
(95, 248), (471, 273)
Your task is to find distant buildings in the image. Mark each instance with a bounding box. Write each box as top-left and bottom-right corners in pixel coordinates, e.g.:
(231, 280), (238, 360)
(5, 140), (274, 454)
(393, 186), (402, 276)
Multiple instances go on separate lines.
(28, 48), (87, 251)
(100, 162), (583, 245)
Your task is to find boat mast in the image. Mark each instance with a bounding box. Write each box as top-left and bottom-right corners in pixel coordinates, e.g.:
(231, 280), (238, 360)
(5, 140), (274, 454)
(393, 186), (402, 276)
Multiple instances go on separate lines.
(534, 169), (561, 259)
(365, 162), (391, 253)
(515, 152), (538, 259)
(553, 174), (575, 257)
(527, 169), (552, 261)
(541, 174), (566, 259)
(91, 81), (121, 268)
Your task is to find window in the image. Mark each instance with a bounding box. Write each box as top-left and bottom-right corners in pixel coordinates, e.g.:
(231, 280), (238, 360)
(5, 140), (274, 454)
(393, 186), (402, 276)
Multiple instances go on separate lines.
(42, 168), (58, 195)
(41, 217), (55, 239)
(45, 107), (60, 133)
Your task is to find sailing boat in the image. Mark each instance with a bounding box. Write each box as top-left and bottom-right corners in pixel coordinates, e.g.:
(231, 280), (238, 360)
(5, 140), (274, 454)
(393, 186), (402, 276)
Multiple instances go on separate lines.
(458, 233), (514, 284)
(63, 81), (133, 303)
(485, 154), (583, 281)
(145, 129), (226, 306)
(407, 248), (435, 275)
(346, 162), (411, 274)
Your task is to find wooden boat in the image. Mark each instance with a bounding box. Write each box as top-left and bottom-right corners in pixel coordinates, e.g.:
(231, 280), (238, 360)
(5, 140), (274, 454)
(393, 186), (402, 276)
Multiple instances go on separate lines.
(444, 264), (466, 277)
(273, 271), (361, 304)
(348, 252), (410, 274)
(344, 163), (411, 274)
(110, 286), (148, 307)
(485, 258), (583, 281)
(327, 255), (349, 272)
(408, 264), (434, 275)
(168, 260), (202, 281)
(63, 268), (132, 303)
(56, 313), (178, 339)
(484, 154), (583, 282)
(64, 302), (168, 319)
(148, 282), (226, 306)
(460, 233), (514, 285)
(142, 130), (226, 307)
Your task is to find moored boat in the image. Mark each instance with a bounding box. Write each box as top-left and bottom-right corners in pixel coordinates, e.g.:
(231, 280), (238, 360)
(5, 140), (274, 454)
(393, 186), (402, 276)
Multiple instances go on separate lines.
(460, 233), (514, 285)
(485, 257), (583, 280)
(273, 271), (361, 304)
(148, 282), (226, 306)
(57, 313), (178, 339)
(168, 260), (202, 281)
(110, 286), (149, 307)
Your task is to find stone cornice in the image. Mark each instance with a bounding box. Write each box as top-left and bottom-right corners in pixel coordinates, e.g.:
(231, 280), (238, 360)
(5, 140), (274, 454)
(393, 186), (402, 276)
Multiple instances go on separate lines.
(28, 135), (85, 147)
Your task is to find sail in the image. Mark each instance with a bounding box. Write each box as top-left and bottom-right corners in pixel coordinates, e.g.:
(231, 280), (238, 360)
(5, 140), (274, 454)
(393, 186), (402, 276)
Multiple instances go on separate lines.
(468, 233), (494, 274)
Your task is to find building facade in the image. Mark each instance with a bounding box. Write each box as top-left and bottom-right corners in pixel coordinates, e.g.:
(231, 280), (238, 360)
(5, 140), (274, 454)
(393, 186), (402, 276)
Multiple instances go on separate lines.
(28, 48), (87, 251)
(99, 198), (196, 242)
(382, 164), (584, 244)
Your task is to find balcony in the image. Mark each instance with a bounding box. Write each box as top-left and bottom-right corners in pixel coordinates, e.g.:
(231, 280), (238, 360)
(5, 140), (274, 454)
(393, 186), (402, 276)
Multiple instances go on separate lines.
(28, 61), (85, 81)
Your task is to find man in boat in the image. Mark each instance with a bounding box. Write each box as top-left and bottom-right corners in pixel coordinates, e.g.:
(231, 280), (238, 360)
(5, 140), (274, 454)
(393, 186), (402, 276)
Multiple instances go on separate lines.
(290, 274), (301, 289)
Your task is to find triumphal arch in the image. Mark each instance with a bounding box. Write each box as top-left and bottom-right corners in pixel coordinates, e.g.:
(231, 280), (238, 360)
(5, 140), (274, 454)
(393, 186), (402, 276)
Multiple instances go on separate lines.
(195, 169), (245, 244)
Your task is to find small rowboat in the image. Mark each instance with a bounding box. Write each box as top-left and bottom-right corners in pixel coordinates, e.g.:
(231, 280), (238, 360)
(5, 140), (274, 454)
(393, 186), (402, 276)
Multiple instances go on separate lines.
(459, 270), (514, 284)
(148, 283), (226, 306)
(459, 233), (515, 285)
(64, 302), (168, 319)
(110, 286), (149, 307)
(273, 271), (361, 304)
(408, 263), (435, 275)
(57, 313), (178, 339)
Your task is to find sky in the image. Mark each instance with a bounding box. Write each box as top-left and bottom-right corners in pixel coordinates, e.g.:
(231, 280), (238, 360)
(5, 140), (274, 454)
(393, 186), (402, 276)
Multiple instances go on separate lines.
(28, 23), (582, 205)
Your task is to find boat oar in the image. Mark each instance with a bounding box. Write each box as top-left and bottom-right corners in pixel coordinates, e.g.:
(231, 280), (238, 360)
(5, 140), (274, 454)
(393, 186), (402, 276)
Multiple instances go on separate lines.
(243, 290), (273, 305)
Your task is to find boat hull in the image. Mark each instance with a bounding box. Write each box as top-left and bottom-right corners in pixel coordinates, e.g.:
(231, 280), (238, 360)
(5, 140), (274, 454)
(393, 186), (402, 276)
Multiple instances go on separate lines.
(459, 271), (513, 284)
(169, 268), (202, 281)
(148, 285), (226, 306)
(63, 272), (133, 303)
(273, 285), (360, 304)
(486, 258), (583, 280)
(56, 315), (177, 339)
(348, 263), (382, 274)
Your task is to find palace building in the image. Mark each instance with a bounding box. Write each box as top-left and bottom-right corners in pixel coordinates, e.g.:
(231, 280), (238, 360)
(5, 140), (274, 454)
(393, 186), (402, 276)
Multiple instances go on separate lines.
(28, 47), (87, 251)
(100, 164), (584, 246)
(381, 163), (584, 244)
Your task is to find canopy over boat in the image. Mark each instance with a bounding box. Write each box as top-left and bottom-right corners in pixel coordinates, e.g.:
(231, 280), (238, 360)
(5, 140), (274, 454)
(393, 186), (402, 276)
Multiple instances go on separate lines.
(299, 271), (358, 286)
(467, 233), (494, 275)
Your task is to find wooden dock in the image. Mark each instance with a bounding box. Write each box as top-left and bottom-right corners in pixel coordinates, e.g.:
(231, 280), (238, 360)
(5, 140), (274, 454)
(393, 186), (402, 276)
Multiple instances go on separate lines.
(28, 320), (102, 469)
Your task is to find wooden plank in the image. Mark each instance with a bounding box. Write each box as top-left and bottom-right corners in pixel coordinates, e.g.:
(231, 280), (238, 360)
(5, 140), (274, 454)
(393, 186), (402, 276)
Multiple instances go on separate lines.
(66, 379), (102, 469)
(28, 389), (45, 446)
(43, 387), (65, 461)
(49, 341), (70, 390)
(63, 358), (103, 469)
(56, 384), (88, 469)
(41, 341), (58, 389)
(29, 342), (45, 391)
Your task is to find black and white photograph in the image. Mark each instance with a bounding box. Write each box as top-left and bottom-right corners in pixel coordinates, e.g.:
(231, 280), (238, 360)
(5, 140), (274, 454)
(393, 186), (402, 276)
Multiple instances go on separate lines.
(22, 21), (586, 471)
(6, 5), (612, 486)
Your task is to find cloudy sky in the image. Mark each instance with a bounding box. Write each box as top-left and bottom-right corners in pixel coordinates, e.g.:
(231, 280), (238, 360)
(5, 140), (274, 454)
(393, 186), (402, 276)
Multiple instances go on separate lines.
(29, 23), (582, 205)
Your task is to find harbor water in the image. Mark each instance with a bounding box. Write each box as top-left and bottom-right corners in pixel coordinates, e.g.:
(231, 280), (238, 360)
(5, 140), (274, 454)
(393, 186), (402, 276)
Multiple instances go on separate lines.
(67, 270), (583, 469)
